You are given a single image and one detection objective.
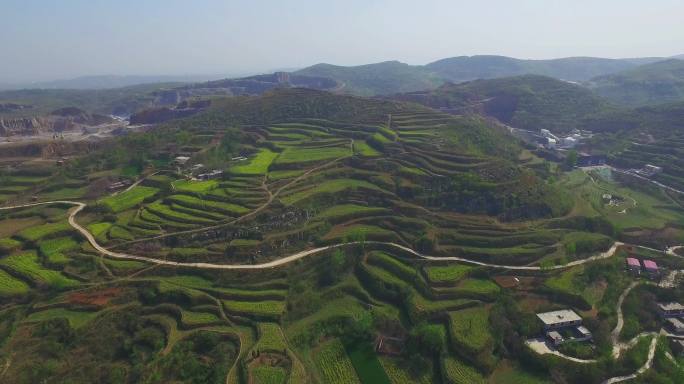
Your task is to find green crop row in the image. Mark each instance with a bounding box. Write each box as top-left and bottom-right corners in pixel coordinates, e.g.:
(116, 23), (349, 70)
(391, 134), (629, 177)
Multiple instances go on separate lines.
(380, 356), (432, 384)
(250, 366), (288, 384)
(447, 307), (493, 354)
(25, 308), (98, 329)
(99, 186), (159, 212)
(0, 269), (30, 296)
(366, 251), (418, 282)
(166, 194), (249, 215)
(145, 202), (216, 225)
(313, 338), (361, 384)
(231, 148), (279, 175)
(281, 179), (386, 205)
(180, 310), (220, 326)
(38, 237), (78, 257)
(441, 356), (485, 384)
(315, 204), (389, 221)
(222, 300), (285, 318)
(0, 252), (78, 288)
(17, 221), (72, 242)
(173, 179), (219, 193)
(424, 264), (473, 283)
(275, 145), (349, 165)
(252, 323), (287, 353)
(0, 238), (22, 254)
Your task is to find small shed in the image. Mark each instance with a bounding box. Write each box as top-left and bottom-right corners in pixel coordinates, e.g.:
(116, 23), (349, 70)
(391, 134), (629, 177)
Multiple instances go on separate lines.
(626, 258), (641, 274)
(643, 260), (659, 277)
(575, 325), (592, 341)
(665, 318), (684, 335)
(546, 331), (564, 346)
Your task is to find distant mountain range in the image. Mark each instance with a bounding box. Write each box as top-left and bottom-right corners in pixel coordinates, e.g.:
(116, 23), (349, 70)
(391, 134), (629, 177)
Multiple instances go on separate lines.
(294, 55), (668, 96)
(587, 59), (684, 106)
(3, 54), (684, 119)
(391, 74), (614, 133)
(0, 74), (239, 90)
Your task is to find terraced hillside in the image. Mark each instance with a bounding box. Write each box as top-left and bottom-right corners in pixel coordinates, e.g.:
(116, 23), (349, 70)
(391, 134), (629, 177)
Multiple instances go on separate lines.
(1, 88), (683, 384)
(55, 89), (584, 268)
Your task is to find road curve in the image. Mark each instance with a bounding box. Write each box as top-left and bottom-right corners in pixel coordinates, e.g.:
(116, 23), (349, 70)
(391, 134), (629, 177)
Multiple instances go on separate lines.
(601, 335), (659, 384)
(611, 281), (641, 358)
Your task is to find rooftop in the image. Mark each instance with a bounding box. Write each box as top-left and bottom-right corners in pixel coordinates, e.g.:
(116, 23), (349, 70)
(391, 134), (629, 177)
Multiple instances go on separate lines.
(626, 258), (641, 267)
(537, 309), (582, 325)
(576, 325), (592, 336)
(643, 260), (658, 270)
(666, 317), (684, 329)
(547, 331), (563, 341)
(658, 302), (684, 311)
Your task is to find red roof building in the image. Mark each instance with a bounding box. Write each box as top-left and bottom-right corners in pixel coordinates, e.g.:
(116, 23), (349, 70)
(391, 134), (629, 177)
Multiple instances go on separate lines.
(643, 260), (659, 277)
(626, 257), (641, 267)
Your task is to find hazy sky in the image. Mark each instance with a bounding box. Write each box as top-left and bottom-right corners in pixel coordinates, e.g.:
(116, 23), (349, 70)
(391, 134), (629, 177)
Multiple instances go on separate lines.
(3, 0), (684, 83)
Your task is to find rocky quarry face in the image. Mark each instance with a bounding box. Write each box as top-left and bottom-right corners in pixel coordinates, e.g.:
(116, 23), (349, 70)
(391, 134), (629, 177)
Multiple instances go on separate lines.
(0, 108), (116, 137)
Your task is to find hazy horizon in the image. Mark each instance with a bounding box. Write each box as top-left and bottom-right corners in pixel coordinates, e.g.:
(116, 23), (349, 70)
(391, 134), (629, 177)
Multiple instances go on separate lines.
(3, 0), (684, 83)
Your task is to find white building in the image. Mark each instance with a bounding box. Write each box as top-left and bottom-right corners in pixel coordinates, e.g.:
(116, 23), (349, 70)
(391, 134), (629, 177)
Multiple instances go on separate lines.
(562, 137), (578, 148)
(537, 309), (582, 330)
(174, 156), (191, 165)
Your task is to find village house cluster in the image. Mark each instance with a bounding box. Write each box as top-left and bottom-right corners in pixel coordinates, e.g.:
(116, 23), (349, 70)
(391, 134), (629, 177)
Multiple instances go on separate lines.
(625, 257), (660, 278)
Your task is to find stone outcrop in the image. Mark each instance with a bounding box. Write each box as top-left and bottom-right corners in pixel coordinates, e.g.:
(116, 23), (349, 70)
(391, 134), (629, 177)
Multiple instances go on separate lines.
(0, 108), (115, 137)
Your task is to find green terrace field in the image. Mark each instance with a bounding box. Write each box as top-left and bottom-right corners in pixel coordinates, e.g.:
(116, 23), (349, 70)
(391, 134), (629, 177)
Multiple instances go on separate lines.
(0, 251), (78, 288)
(0, 268), (30, 296)
(274, 144), (350, 165)
(312, 338), (361, 384)
(99, 185), (159, 212)
(230, 148), (278, 174)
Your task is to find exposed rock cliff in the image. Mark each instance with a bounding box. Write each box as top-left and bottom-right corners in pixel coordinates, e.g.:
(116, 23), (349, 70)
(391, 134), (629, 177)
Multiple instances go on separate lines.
(0, 107), (115, 137)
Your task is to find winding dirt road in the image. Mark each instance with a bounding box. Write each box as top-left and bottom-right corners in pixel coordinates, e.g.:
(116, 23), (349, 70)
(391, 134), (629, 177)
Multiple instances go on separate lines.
(0, 200), (629, 270)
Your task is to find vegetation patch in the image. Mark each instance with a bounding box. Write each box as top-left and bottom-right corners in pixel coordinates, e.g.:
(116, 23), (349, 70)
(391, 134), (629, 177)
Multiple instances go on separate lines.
(167, 194), (249, 215)
(172, 179), (219, 193)
(441, 356), (486, 384)
(447, 307), (492, 354)
(281, 179), (386, 205)
(0, 269), (30, 296)
(253, 323), (287, 353)
(17, 221), (72, 242)
(180, 310), (220, 326)
(353, 140), (381, 157)
(379, 356), (432, 384)
(250, 365), (288, 384)
(424, 264), (473, 283)
(0, 251), (78, 288)
(231, 148), (279, 174)
(316, 204), (390, 221)
(345, 341), (391, 384)
(99, 186), (159, 212)
(276, 145), (350, 164)
(222, 299), (285, 318)
(324, 224), (396, 242)
(25, 308), (98, 329)
(313, 338), (361, 384)
(0, 238), (22, 254)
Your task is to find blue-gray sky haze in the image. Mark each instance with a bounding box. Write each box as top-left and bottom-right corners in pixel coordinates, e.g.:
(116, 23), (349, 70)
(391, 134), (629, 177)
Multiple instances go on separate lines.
(2, 0), (683, 83)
